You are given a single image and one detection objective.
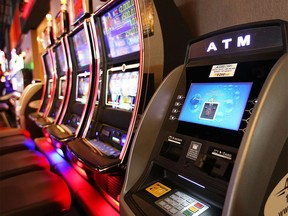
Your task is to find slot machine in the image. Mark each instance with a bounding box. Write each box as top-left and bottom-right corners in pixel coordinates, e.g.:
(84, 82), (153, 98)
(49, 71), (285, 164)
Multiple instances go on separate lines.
(29, 17), (55, 122)
(120, 20), (288, 216)
(29, 50), (56, 122)
(65, 0), (191, 210)
(46, 0), (97, 148)
(34, 8), (70, 128)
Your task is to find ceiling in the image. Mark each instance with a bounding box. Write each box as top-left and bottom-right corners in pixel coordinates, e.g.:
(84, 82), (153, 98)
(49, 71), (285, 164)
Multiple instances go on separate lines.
(0, 0), (50, 53)
(0, 0), (18, 51)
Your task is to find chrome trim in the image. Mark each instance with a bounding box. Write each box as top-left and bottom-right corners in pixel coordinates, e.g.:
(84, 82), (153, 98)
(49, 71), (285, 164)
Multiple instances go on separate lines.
(57, 35), (73, 124)
(119, 0), (145, 161)
(75, 20), (95, 137)
(55, 39), (69, 123)
(81, 17), (101, 138)
(43, 50), (57, 117)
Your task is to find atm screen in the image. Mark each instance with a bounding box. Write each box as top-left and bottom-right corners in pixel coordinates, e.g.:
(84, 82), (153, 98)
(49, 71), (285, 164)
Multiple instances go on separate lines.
(107, 71), (138, 110)
(179, 82), (252, 131)
(76, 73), (90, 103)
(72, 29), (90, 68)
(100, 0), (140, 59)
(58, 76), (66, 99)
(55, 45), (67, 74)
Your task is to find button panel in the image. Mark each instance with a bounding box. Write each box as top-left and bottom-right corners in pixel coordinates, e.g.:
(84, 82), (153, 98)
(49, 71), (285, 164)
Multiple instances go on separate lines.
(155, 190), (209, 216)
(169, 95), (185, 121)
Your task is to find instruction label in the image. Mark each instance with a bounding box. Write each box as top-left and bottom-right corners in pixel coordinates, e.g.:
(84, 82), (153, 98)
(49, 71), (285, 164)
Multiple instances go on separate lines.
(209, 63), (237, 77)
(146, 182), (172, 198)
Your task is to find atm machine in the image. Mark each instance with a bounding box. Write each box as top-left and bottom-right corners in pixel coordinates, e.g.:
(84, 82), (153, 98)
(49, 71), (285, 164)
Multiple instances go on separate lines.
(121, 20), (288, 216)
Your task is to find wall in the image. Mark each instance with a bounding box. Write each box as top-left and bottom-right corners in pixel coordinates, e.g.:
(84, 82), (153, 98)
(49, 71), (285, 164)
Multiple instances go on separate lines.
(174, 0), (288, 37)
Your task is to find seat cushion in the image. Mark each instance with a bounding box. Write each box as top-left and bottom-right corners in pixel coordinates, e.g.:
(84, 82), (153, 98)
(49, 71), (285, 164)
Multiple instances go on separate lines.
(0, 170), (71, 216)
(0, 150), (50, 180)
(0, 136), (35, 155)
(0, 128), (30, 138)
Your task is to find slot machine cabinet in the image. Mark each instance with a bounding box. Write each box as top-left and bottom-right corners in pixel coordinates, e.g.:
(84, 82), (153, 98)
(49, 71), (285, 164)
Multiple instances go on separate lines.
(66, 0), (191, 210)
(29, 50), (56, 122)
(40, 39), (70, 126)
(33, 8), (71, 128)
(46, 20), (97, 148)
(120, 20), (288, 216)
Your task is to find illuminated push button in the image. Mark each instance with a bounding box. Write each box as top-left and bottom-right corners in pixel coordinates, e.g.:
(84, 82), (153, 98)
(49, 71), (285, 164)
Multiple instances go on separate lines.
(169, 115), (177, 120)
(175, 102), (182, 106)
(172, 108), (179, 113)
(183, 209), (193, 216)
(194, 202), (204, 209)
(177, 95), (185, 100)
(189, 206), (199, 213)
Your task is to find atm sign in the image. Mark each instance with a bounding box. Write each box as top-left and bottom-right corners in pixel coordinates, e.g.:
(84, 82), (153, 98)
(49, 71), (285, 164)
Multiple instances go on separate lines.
(188, 25), (283, 60)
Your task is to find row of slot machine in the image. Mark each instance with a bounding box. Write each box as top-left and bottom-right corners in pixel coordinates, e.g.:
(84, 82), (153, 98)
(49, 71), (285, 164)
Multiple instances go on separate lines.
(29, 0), (191, 211)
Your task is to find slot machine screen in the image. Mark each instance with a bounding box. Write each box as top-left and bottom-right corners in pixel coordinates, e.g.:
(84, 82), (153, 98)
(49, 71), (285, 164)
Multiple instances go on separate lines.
(55, 44), (67, 75)
(72, 29), (91, 68)
(107, 71), (138, 110)
(47, 79), (53, 98)
(44, 53), (53, 76)
(100, 0), (140, 59)
(69, 0), (87, 25)
(179, 82), (252, 131)
(58, 76), (67, 99)
(76, 73), (90, 103)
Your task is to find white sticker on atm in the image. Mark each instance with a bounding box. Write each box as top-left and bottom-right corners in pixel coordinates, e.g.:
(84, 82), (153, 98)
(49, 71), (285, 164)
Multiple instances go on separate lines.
(209, 63), (237, 77)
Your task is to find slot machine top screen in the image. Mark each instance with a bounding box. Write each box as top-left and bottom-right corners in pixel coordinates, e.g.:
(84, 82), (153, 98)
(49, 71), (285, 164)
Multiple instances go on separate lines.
(44, 53), (53, 76)
(100, 0), (140, 59)
(72, 28), (91, 69)
(179, 82), (252, 131)
(55, 45), (68, 75)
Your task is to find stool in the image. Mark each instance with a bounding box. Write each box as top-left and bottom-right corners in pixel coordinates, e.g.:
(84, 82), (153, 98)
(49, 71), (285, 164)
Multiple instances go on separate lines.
(0, 150), (50, 180)
(0, 170), (71, 216)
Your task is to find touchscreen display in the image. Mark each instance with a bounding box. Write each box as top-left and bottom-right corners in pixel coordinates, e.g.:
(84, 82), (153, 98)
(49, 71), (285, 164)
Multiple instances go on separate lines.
(55, 45), (67, 74)
(76, 73), (90, 103)
(107, 71), (138, 110)
(58, 76), (66, 99)
(100, 0), (140, 59)
(179, 82), (252, 131)
(72, 29), (90, 68)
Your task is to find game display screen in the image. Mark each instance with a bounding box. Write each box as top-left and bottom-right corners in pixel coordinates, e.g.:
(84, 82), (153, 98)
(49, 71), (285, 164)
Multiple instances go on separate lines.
(69, 0), (86, 24)
(47, 79), (53, 98)
(55, 45), (67, 75)
(100, 0), (140, 59)
(179, 82), (252, 131)
(107, 71), (138, 110)
(76, 73), (90, 103)
(58, 76), (67, 99)
(44, 53), (53, 76)
(72, 29), (91, 68)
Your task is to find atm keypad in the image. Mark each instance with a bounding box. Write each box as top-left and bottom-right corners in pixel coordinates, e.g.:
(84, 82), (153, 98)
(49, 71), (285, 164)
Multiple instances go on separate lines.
(156, 191), (209, 216)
